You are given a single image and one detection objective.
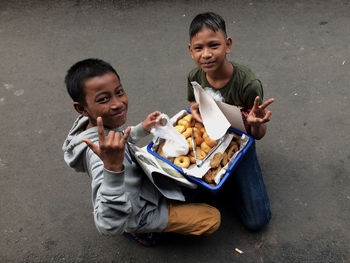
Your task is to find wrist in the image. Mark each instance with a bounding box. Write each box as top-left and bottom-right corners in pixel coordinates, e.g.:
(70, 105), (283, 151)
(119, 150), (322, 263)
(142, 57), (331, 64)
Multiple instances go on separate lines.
(104, 163), (124, 172)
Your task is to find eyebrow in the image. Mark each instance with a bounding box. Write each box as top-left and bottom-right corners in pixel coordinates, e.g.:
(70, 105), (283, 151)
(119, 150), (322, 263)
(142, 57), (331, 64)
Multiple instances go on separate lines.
(94, 84), (123, 98)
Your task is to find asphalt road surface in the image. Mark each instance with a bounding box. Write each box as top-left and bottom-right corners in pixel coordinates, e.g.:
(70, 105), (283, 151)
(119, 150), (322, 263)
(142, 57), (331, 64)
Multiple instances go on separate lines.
(1, 1), (349, 262)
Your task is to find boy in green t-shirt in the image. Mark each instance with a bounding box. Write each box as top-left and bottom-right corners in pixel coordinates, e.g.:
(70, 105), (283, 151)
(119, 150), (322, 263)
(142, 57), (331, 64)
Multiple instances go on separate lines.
(187, 12), (274, 140)
(186, 12), (274, 230)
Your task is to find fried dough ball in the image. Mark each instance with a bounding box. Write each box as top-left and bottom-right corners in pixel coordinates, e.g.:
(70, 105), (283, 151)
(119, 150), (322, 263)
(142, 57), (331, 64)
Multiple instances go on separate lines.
(210, 152), (224, 168)
(221, 152), (229, 166)
(203, 170), (215, 184)
(211, 166), (222, 177)
(202, 131), (208, 139)
(174, 156), (190, 168)
(203, 165), (221, 184)
(183, 114), (195, 126)
(174, 125), (185, 133)
(189, 155), (196, 164)
(194, 122), (204, 130)
(182, 128), (192, 138)
(190, 147), (206, 160)
(231, 132), (241, 148)
(227, 141), (239, 158)
(192, 127), (201, 136)
(204, 136), (217, 148)
(178, 119), (190, 129)
(200, 141), (212, 154)
(193, 132), (204, 145)
(187, 137), (193, 151)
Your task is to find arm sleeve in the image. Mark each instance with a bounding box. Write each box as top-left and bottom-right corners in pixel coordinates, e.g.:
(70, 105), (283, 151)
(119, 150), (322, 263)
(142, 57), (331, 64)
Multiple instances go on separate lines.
(243, 79), (264, 109)
(128, 123), (149, 144)
(86, 148), (132, 235)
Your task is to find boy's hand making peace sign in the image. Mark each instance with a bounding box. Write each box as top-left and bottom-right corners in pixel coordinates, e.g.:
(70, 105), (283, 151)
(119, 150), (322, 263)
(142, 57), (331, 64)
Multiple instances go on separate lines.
(247, 96), (274, 140)
(82, 117), (131, 172)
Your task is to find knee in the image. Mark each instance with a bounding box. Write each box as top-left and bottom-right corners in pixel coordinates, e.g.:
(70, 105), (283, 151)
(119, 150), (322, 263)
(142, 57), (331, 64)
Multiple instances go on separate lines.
(242, 211), (271, 231)
(203, 207), (221, 235)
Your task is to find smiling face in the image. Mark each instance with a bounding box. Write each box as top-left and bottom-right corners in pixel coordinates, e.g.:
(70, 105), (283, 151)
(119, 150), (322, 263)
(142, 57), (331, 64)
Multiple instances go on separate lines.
(75, 72), (128, 129)
(189, 26), (232, 74)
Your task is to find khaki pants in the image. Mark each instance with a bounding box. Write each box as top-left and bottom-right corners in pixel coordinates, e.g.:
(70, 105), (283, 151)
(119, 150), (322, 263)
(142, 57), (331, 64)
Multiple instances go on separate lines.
(163, 202), (221, 235)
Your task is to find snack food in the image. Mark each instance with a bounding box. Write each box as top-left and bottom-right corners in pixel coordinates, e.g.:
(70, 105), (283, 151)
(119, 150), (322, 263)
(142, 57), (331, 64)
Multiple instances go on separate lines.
(189, 156), (196, 164)
(190, 147), (206, 160)
(204, 136), (217, 148)
(174, 125), (185, 133)
(221, 152), (229, 166)
(227, 141), (239, 158)
(201, 133), (243, 185)
(183, 113), (195, 125)
(182, 128), (192, 138)
(169, 114), (243, 176)
(203, 169), (215, 184)
(210, 152), (224, 168)
(187, 137), (193, 151)
(194, 122), (204, 130)
(200, 141), (211, 154)
(203, 165), (222, 184)
(174, 156), (190, 168)
(178, 119), (190, 129)
(193, 132), (204, 145)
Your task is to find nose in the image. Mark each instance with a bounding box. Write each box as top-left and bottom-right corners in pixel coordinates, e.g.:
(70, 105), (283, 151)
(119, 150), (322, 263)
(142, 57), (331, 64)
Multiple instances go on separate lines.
(202, 47), (212, 59)
(110, 95), (124, 109)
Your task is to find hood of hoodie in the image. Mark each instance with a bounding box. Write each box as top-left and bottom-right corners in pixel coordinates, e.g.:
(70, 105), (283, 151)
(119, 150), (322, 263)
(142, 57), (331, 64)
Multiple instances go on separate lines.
(62, 115), (99, 172)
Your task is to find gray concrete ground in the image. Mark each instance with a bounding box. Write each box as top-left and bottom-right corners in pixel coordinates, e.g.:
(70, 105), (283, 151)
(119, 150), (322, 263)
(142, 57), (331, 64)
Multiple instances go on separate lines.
(1, 0), (349, 262)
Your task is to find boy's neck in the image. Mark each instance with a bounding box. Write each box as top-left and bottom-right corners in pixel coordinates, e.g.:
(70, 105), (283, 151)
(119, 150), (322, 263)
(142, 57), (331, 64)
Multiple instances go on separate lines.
(85, 121), (95, 130)
(206, 60), (234, 89)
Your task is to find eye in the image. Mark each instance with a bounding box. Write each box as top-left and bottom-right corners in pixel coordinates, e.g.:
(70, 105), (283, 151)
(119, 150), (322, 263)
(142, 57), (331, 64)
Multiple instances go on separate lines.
(116, 87), (125, 96)
(210, 43), (220, 48)
(194, 46), (202, 51)
(96, 96), (109, 103)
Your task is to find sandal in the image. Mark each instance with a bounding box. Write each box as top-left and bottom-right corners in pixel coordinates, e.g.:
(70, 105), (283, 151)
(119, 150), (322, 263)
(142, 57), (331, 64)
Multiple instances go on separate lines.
(122, 232), (160, 247)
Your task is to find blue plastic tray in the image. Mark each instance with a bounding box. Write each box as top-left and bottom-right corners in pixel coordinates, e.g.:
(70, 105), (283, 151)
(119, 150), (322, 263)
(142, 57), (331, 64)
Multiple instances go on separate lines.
(147, 126), (253, 194)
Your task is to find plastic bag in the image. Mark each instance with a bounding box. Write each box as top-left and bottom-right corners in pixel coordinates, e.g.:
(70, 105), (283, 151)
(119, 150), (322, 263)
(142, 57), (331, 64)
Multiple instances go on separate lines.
(150, 113), (189, 158)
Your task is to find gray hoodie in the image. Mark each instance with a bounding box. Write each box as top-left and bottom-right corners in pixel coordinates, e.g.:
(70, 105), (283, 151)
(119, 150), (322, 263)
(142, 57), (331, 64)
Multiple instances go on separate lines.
(62, 115), (172, 235)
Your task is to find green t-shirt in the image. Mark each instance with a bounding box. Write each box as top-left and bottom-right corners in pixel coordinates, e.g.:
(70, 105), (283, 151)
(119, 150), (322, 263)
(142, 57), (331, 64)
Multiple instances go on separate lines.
(187, 62), (263, 109)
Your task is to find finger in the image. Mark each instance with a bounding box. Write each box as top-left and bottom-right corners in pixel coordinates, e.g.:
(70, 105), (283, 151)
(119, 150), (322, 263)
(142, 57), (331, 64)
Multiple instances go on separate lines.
(252, 96), (260, 110)
(152, 111), (162, 118)
(261, 110), (272, 123)
(148, 111), (161, 121)
(104, 130), (116, 147)
(82, 138), (100, 155)
(97, 117), (105, 145)
(120, 127), (131, 145)
(260, 98), (275, 109)
(195, 113), (203, 123)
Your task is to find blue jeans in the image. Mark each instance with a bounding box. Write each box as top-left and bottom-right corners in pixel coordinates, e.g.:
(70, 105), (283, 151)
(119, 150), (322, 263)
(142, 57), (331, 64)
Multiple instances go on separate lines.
(183, 141), (271, 231)
(222, 140), (271, 231)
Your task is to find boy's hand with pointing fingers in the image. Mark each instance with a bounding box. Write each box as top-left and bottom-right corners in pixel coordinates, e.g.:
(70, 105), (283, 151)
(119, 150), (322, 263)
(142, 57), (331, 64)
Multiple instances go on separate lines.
(82, 117), (131, 172)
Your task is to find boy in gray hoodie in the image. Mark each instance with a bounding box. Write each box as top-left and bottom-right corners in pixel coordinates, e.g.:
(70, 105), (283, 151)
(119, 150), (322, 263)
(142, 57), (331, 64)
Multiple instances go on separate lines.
(62, 58), (220, 245)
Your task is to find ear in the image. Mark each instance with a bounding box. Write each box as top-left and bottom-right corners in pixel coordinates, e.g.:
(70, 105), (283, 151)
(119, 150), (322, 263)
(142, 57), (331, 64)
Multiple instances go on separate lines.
(188, 44), (194, 59)
(226, 37), (232, 54)
(73, 102), (89, 116)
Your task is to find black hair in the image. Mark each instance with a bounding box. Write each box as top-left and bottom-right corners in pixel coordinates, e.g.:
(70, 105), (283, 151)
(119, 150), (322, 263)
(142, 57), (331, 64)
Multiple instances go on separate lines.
(189, 12), (227, 41)
(65, 58), (120, 105)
